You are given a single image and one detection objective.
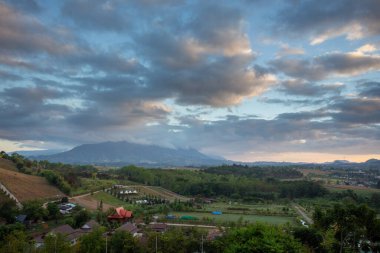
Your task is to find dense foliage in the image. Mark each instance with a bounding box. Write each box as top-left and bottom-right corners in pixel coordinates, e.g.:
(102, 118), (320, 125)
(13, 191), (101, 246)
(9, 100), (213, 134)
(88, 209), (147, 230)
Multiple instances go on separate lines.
(117, 165), (326, 200)
(205, 164), (303, 179)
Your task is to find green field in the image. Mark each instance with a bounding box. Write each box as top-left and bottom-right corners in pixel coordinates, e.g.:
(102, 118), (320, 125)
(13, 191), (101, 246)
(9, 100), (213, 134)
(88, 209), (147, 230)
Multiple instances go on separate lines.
(169, 211), (297, 225)
(72, 178), (118, 195)
(92, 191), (134, 209)
(202, 202), (296, 216)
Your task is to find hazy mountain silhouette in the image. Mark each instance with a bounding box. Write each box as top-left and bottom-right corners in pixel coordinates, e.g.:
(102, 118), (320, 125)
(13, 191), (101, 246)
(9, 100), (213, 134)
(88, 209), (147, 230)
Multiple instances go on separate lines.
(34, 141), (224, 167)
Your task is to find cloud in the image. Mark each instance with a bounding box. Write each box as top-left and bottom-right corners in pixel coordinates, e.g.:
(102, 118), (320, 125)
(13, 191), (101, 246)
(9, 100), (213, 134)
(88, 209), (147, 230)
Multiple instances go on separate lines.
(0, 3), (76, 55)
(274, 0), (380, 44)
(276, 45), (304, 58)
(61, 0), (129, 31)
(358, 81), (380, 98)
(3, 0), (41, 13)
(277, 79), (343, 97)
(271, 52), (380, 80)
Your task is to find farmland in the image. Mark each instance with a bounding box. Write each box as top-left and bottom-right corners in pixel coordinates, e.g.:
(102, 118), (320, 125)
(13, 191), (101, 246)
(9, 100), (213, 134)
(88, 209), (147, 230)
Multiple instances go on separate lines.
(0, 168), (64, 202)
(326, 184), (380, 197)
(0, 158), (17, 171)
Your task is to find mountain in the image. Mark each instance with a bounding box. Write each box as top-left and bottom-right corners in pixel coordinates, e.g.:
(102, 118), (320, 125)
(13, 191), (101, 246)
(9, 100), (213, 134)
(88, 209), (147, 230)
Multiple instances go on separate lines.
(34, 141), (224, 167)
(12, 149), (66, 157)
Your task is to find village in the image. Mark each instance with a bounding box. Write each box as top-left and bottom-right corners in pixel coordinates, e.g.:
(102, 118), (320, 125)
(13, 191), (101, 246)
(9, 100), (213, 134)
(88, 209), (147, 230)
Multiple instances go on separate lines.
(13, 185), (224, 251)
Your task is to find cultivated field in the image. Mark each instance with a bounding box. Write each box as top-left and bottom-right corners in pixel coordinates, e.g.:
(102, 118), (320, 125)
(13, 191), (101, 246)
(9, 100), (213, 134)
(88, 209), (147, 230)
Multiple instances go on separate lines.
(110, 185), (189, 202)
(326, 184), (380, 197)
(297, 168), (332, 176)
(0, 158), (17, 171)
(0, 168), (65, 202)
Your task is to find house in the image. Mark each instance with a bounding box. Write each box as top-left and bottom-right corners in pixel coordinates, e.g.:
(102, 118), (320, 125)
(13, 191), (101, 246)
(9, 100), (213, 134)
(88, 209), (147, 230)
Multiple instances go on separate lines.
(107, 207), (133, 222)
(15, 214), (27, 224)
(116, 222), (140, 236)
(148, 223), (168, 233)
(33, 222), (91, 248)
(81, 220), (100, 233)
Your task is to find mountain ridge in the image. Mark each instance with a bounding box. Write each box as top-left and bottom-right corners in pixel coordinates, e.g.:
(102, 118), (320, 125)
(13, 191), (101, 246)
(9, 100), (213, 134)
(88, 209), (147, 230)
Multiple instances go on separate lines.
(33, 141), (224, 167)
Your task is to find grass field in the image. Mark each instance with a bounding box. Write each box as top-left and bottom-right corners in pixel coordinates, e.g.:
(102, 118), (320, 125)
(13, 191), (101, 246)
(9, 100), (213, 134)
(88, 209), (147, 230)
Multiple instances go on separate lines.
(169, 211), (297, 225)
(91, 191), (134, 208)
(139, 186), (189, 202)
(0, 168), (64, 202)
(71, 178), (118, 196)
(202, 202), (296, 216)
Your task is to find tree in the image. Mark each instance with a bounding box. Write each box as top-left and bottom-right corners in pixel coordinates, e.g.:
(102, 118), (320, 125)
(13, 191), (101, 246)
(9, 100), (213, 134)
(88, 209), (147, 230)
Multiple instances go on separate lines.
(293, 227), (324, 252)
(73, 209), (91, 228)
(47, 202), (60, 222)
(110, 231), (141, 253)
(41, 233), (71, 253)
(0, 230), (31, 253)
(78, 227), (106, 253)
(213, 223), (304, 253)
(0, 199), (18, 223)
(23, 200), (46, 222)
(313, 203), (379, 253)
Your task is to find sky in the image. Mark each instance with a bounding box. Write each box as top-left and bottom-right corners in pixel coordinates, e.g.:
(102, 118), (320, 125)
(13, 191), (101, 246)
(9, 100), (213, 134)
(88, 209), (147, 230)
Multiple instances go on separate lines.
(1, 0), (380, 163)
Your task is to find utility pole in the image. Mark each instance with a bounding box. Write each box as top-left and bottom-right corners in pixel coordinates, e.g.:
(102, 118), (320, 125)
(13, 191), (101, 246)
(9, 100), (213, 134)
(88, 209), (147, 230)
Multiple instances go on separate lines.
(155, 234), (158, 253)
(201, 234), (204, 253)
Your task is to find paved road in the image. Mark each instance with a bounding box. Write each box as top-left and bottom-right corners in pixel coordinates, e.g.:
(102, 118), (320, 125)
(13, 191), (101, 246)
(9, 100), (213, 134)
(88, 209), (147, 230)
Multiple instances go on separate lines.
(293, 203), (313, 224)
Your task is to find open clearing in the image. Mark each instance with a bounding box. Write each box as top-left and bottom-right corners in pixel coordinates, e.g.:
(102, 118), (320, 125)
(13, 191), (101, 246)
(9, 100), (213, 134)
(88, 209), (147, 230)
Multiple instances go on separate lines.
(71, 193), (116, 211)
(0, 168), (64, 202)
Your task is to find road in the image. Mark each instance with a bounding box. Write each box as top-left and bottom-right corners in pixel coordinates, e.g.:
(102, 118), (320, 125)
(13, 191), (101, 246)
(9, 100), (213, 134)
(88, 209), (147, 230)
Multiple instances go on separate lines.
(43, 188), (111, 209)
(293, 203), (313, 224)
(159, 223), (226, 229)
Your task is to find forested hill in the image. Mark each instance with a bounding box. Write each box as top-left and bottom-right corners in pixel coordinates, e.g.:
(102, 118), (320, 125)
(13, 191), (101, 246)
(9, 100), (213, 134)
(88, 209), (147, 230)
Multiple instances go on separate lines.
(35, 141), (224, 167)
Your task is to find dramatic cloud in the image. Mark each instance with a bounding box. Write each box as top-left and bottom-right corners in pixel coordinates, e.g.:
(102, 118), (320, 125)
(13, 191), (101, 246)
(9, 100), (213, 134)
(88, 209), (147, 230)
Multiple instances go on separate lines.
(0, 3), (75, 56)
(271, 52), (380, 80)
(274, 0), (380, 44)
(0, 1), (379, 162)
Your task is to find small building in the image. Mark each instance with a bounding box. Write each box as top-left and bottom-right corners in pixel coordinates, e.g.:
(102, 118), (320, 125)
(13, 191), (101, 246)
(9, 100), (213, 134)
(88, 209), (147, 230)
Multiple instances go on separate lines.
(211, 211), (222, 215)
(15, 214), (27, 224)
(116, 222), (140, 236)
(148, 223), (168, 233)
(81, 220), (100, 233)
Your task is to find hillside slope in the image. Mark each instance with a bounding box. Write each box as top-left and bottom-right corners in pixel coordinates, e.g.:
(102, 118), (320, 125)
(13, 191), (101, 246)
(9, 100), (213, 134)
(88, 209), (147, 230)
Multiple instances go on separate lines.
(36, 141), (224, 166)
(0, 168), (65, 202)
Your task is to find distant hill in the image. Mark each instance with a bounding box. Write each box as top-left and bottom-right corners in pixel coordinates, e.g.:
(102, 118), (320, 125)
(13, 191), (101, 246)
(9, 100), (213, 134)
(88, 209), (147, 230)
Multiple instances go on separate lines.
(34, 141), (224, 167)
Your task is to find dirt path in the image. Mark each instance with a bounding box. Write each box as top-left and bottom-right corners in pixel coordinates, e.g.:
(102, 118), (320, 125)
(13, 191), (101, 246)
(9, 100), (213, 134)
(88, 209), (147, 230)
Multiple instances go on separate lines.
(293, 203), (313, 224)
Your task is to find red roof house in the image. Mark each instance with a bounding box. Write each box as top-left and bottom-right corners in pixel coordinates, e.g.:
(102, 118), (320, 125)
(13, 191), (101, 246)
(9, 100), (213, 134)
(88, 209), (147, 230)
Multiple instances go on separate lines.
(107, 207), (133, 222)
